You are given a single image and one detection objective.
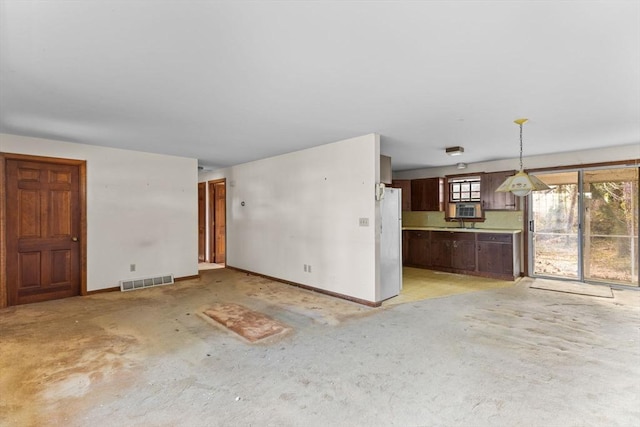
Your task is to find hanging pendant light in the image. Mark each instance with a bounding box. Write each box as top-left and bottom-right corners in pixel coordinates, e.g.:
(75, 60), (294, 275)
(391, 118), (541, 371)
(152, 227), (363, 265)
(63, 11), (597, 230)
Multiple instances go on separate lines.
(495, 118), (551, 197)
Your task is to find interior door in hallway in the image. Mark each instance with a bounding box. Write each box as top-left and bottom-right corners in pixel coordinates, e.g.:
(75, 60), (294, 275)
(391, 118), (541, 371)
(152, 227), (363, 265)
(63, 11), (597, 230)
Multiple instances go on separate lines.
(198, 182), (206, 262)
(212, 181), (226, 264)
(5, 159), (81, 305)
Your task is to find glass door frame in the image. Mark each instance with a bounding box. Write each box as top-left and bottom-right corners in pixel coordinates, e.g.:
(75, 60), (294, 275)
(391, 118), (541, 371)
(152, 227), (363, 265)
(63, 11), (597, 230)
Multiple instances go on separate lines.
(527, 164), (639, 287)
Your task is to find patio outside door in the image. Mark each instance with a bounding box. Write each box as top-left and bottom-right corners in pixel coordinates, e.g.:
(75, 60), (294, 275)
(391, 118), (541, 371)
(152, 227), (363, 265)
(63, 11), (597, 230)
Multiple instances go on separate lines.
(530, 171), (580, 280)
(530, 167), (638, 287)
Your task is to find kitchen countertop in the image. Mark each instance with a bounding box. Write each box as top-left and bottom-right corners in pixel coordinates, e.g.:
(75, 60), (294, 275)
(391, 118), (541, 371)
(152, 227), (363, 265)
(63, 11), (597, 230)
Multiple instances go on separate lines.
(402, 226), (522, 234)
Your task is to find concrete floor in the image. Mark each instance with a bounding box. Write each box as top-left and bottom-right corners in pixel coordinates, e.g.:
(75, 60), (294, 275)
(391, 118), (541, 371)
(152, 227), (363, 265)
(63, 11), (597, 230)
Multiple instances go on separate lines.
(1, 268), (639, 427)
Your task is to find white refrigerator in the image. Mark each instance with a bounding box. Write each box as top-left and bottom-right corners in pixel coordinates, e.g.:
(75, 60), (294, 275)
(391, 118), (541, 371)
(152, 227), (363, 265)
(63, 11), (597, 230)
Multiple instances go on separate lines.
(379, 187), (403, 301)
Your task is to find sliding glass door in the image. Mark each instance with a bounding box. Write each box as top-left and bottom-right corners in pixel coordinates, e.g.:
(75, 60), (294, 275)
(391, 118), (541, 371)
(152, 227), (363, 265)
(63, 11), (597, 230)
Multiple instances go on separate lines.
(530, 172), (580, 280)
(582, 168), (638, 285)
(530, 167), (638, 287)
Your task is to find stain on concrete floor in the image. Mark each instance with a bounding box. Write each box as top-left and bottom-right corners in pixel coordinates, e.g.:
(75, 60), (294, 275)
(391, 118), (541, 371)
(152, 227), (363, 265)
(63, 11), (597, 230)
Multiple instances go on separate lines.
(0, 268), (374, 426)
(1, 268), (638, 426)
(1, 303), (140, 426)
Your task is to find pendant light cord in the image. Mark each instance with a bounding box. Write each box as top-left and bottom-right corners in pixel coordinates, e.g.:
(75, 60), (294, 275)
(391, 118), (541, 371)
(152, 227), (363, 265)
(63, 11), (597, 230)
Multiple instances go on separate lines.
(519, 123), (524, 171)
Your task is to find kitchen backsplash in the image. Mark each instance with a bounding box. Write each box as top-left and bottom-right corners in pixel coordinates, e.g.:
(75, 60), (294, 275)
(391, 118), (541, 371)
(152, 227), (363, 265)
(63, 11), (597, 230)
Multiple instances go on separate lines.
(402, 210), (524, 230)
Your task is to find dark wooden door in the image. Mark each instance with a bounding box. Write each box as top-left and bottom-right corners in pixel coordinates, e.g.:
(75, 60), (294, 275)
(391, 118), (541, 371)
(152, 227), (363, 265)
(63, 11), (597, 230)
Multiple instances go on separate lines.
(6, 159), (81, 305)
(198, 182), (206, 262)
(213, 181), (226, 264)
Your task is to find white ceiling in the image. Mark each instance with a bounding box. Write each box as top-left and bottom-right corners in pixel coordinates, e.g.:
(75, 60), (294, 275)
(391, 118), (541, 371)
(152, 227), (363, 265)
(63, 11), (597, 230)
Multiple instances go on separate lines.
(1, 1), (638, 171)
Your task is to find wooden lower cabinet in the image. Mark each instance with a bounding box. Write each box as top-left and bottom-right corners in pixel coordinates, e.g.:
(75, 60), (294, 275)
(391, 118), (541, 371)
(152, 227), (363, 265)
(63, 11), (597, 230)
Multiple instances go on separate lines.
(430, 232), (452, 268)
(451, 233), (476, 271)
(477, 233), (521, 280)
(403, 230), (521, 280)
(406, 231), (430, 267)
(431, 231), (476, 272)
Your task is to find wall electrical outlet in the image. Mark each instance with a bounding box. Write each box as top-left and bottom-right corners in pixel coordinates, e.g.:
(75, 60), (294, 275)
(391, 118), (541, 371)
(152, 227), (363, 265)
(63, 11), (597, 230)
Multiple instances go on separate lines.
(359, 217), (369, 227)
(304, 264), (307, 272)
(308, 265), (312, 273)
(130, 264), (136, 272)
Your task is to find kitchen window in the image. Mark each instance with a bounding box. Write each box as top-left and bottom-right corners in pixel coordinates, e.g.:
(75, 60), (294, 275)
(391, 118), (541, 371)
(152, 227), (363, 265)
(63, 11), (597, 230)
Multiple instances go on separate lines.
(449, 177), (481, 202)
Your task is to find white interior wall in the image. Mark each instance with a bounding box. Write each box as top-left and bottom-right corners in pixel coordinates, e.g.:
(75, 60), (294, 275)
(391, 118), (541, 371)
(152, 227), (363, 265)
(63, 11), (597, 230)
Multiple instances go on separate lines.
(200, 134), (381, 303)
(1, 133), (198, 291)
(394, 143), (640, 179)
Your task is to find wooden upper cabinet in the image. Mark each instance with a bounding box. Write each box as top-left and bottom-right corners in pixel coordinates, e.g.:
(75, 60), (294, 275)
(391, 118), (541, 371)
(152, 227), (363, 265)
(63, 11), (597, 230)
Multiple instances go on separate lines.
(411, 177), (444, 211)
(480, 171), (519, 210)
(391, 180), (412, 211)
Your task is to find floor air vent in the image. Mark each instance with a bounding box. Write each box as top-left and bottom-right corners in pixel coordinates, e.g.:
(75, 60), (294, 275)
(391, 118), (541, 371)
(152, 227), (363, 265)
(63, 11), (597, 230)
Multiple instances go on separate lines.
(120, 274), (174, 292)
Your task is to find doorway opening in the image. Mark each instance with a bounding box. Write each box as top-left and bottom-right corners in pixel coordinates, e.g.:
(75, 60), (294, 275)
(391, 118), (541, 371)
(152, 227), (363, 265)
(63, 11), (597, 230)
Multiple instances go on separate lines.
(529, 166), (638, 287)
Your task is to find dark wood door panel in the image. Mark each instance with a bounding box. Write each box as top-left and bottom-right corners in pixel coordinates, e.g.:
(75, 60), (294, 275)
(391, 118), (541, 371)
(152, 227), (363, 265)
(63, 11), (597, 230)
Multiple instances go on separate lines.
(18, 252), (41, 288)
(407, 231), (430, 267)
(411, 178), (443, 211)
(17, 166), (40, 181)
(49, 169), (73, 184)
(18, 189), (42, 237)
(18, 249), (74, 289)
(478, 241), (513, 275)
(49, 190), (72, 236)
(50, 249), (72, 284)
(452, 239), (476, 270)
(431, 239), (452, 268)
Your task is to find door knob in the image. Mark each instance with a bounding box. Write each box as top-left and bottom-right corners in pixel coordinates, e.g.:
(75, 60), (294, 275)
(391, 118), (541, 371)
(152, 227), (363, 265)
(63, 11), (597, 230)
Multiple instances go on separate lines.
(71, 237), (79, 242)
